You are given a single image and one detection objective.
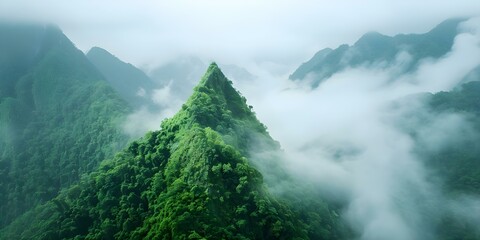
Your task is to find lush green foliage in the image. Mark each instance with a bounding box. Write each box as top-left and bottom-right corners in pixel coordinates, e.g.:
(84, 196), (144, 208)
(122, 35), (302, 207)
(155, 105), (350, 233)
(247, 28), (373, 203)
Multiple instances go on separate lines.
(0, 24), (130, 228)
(1, 63), (346, 239)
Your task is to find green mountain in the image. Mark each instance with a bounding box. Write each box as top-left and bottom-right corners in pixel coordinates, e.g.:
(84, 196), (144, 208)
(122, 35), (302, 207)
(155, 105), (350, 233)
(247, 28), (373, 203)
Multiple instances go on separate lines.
(290, 18), (464, 87)
(0, 63), (347, 239)
(86, 47), (157, 109)
(0, 23), (130, 229)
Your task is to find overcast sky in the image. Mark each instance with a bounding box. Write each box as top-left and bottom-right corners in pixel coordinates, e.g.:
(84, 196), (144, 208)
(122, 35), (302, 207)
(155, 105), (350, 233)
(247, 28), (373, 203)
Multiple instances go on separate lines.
(1, 0), (479, 71)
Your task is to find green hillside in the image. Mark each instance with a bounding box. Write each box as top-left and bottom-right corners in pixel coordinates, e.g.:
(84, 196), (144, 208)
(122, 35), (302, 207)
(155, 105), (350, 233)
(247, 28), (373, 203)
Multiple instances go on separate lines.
(0, 63), (347, 240)
(0, 23), (130, 228)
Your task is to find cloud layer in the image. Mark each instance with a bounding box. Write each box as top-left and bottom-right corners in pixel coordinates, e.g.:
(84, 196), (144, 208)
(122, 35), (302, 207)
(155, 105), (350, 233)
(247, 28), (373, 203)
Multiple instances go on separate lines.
(1, 0), (479, 70)
(240, 18), (480, 239)
(2, 2), (480, 238)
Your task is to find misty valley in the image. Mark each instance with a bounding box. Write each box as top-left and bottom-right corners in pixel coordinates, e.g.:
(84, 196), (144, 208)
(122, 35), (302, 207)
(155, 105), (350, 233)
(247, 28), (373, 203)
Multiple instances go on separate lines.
(1, 15), (480, 240)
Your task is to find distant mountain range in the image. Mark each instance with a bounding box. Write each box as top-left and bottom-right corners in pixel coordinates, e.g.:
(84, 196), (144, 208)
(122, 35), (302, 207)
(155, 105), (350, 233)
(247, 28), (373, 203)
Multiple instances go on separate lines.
(290, 18), (464, 87)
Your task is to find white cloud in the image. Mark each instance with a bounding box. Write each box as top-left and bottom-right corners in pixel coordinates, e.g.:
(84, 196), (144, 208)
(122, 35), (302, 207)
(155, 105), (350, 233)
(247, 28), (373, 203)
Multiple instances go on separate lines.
(237, 18), (480, 239)
(2, 1), (480, 237)
(0, 0), (479, 69)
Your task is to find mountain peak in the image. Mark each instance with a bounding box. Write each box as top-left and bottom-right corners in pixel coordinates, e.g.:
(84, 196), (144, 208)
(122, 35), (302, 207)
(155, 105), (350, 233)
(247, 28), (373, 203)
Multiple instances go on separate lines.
(188, 62), (254, 121)
(209, 61), (219, 68)
(87, 46), (111, 57)
(86, 46), (157, 109)
(354, 31), (390, 47)
(167, 62), (270, 154)
(199, 62), (229, 90)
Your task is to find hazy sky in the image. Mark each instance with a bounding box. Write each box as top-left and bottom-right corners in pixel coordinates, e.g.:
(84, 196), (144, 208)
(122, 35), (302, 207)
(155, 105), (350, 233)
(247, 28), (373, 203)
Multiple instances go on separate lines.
(1, 0), (479, 70)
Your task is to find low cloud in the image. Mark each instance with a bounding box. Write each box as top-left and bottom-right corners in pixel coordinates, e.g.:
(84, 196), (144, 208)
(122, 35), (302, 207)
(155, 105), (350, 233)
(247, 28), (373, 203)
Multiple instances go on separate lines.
(1, 0), (480, 69)
(115, 16), (480, 239)
(121, 85), (182, 138)
(239, 18), (480, 239)
(1, 1), (479, 238)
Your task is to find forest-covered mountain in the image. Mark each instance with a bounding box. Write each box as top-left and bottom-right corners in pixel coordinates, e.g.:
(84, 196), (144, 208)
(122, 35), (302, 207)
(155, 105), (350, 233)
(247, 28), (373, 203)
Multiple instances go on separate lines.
(1, 18), (480, 240)
(290, 18), (463, 87)
(0, 63), (347, 239)
(86, 47), (158, 109)
(0, 23), (131, 229)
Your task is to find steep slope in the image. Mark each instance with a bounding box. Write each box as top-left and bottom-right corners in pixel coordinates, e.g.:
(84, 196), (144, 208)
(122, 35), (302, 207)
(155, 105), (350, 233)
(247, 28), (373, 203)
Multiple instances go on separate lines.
(86, 47), (157, 109)
(290, 18), (464, 87)
(0, 23), (130, 228)
(1, 63), (346, 239)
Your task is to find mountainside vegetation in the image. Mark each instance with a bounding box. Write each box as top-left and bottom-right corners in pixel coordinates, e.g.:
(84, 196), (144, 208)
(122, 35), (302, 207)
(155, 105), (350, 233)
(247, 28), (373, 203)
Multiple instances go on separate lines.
(2, 17), (480, 240)
(0, 63), (347, 240)
(0, 23), (130, 229)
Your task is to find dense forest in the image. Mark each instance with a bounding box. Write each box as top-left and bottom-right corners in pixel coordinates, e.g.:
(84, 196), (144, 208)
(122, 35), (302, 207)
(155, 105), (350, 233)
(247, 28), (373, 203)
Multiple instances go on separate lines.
(0, 23), (131, 229)
(1, 15), (480, 240)
(0, 63), (347, 239)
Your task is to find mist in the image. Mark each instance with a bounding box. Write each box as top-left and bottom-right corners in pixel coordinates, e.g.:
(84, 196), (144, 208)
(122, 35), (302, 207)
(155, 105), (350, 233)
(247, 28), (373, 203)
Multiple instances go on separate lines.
(100, 12), (480, 239)
(2, 1), (480, 239)
(1, 0), (479, 70)
(237, 18), (480, 240)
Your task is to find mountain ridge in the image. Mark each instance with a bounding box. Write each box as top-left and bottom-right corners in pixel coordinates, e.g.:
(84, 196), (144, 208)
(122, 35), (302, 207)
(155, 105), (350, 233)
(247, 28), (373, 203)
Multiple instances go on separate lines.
(86, 46), (157, 109)
(290, 18), (465, 87)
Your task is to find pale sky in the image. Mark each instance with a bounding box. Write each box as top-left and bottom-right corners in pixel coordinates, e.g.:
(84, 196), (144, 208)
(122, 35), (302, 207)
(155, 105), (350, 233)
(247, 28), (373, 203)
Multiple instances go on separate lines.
(0, 0), (478, 71)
